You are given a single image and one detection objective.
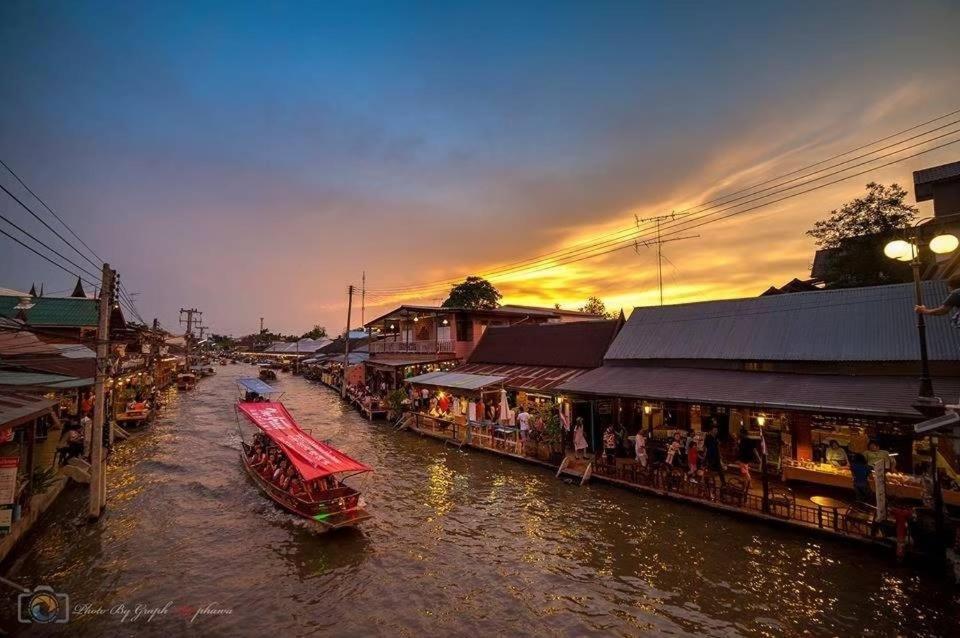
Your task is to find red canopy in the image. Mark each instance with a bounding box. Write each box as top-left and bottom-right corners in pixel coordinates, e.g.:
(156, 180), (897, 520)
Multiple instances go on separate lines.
(237, 401), (371, 481)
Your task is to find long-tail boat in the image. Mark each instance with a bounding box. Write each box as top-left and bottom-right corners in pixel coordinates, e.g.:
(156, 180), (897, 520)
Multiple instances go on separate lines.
(235, 378), (372, 531)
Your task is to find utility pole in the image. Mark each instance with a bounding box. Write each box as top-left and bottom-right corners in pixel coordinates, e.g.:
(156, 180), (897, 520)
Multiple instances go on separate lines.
(341, 285), (354, 398)
(361, 271), (366, 332)
(180, 308), (200, 368)
(634, 213), (699, 306)
(89, 263), (115, 520)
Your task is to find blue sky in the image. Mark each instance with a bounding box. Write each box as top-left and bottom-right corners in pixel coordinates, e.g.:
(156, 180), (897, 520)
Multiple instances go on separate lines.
(1, 1), (959, 334)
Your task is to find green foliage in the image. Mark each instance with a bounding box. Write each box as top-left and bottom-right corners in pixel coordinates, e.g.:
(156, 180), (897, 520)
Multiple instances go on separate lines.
(441, 276), (502, 309)
(807, 183), (918, 288)
(807, 182), (917, 248)
(301, 325), (327, 339)
(30, 466), (58, 495)
(385, 388), (408, 415)
(577, 296), (613, 318)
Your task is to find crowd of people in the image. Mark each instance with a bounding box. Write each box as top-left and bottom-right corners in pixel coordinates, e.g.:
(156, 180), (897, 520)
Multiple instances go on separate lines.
(246, 433), (312, 500)
(57, 390), (156, 464)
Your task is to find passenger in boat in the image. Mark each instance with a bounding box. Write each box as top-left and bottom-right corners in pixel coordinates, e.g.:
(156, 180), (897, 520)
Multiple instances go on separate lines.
(279, 466), (294, 491)
(272, 459), (289, 484)
(289, 477), (306, 499)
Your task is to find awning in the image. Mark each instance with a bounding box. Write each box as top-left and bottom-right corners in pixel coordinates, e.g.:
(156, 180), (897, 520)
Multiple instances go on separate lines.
(556, 365), (960, 419)
(0, 391), (56, 430)
(455, 363), (587, 392)
(237, 401), (371, 480)
(237, 378), (277, 395)
(365, 355), (458, 370)
(406, 371), (506, 391)
(0, 370), (92, 389)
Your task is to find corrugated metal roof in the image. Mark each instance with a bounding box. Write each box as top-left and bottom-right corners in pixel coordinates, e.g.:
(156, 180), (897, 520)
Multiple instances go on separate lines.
(0, 296), (99, 327)
(468, 319), (621, 368)
(0, 370), (91, 388)
(607, 281), (960, 362)
(914, 160), (960, 185)
(914, 160), (960, 201)
(556, 365), (960, 418)
(456, 362), (587, 392)
(365, 355), (457, 368)
(0, 391), (56, 429)
(406, 371), (506, 391)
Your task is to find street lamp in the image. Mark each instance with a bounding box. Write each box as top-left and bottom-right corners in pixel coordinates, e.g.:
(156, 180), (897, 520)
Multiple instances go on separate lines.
(885, 227), (958, 552)
(883, 229), (959, 411)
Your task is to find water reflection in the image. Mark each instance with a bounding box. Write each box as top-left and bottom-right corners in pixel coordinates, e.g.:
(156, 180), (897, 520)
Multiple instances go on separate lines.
(0, 370), (957, 636)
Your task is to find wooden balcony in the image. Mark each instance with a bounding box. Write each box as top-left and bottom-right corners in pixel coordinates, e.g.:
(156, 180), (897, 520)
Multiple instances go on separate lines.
(368, 340), (455, 354)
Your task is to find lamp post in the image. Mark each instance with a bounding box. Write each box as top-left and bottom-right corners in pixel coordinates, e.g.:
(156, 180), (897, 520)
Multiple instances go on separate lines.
(883, 230), (959, 410)
(884, 228), (958, 553)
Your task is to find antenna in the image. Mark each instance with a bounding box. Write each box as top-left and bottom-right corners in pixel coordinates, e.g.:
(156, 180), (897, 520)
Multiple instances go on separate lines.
(634, 212), (698, 305)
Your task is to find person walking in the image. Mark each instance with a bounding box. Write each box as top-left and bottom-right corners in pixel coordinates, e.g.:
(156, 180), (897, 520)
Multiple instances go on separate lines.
(573, 417), (588, 460)
(634, 432), (648, 469)
(850, 453), (873, 502)
(704, 426), (726, 485)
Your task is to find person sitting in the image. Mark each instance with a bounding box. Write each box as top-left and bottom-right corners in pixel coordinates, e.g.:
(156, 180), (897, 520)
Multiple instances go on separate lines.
(289, 477), (306, 499)
(825, 440), (848, 467)
(279, 466), (294, 491)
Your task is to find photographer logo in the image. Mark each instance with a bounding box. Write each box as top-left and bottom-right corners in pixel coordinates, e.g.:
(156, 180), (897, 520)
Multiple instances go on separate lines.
(18, 585), (70, 624)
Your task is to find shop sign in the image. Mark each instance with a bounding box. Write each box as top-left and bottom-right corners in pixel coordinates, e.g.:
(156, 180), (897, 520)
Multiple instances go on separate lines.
(0, 457), (20, 535)
(597, 401), (612, 415)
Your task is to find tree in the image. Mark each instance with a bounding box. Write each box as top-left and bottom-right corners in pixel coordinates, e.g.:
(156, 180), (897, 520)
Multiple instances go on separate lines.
(301, 324), (327, 340)
(441, 276), (502, 309)
(806, 182), (917, 288)
(807, 182), (917, 248)
(578, 296), (613, 318)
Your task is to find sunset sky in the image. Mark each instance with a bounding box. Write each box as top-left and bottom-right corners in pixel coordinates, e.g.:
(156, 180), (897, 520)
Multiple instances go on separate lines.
(2, 1), (959, 336)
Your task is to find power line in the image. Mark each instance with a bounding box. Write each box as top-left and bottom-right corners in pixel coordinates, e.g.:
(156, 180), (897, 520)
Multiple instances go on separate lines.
(0, 181), (101, 272)
(365, 128), (960, 298)
(0, 221), (99, 289)
(0, 159), (105, 265)
(363, 109), (960, 295)
(0, 211), (102, 282)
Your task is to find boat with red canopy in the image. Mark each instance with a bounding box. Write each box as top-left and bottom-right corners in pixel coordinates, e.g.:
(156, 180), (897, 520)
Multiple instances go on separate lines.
(235, 380), (372, 530)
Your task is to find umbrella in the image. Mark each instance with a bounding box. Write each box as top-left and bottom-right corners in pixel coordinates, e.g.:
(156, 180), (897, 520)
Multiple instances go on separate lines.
(499, 388), (510, 423)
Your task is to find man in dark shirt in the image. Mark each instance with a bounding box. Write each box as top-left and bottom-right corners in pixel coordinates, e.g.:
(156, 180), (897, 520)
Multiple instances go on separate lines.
(704, 426), (725, 485)
(916, 273), (960, 327)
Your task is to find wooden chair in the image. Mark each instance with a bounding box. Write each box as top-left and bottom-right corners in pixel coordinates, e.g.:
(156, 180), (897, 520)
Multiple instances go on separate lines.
(768, 486), (796, 518)
(842, 502), (878, 537)
(719, 476), (749, 507)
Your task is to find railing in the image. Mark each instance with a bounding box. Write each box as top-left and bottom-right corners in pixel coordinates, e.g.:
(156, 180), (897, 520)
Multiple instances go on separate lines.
(368, 340), (455, 354)
(590, 460), (879, 540)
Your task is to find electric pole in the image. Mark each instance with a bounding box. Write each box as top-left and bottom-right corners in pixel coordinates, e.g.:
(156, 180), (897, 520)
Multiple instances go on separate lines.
(361, 271), (366, 332)
(180, 308), (200, 368)
(634, 213), (699, 306)
(341, 285), (354, 398)
(89, 263), (116, 520)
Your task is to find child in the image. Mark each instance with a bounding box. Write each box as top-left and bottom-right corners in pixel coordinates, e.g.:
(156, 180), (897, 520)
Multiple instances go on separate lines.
(635, 433), (648, 468)
(687, 440), (699, 482)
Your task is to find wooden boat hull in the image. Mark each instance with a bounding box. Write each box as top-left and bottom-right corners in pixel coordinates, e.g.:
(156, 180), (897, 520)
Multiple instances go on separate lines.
(240, 445), (371, 531)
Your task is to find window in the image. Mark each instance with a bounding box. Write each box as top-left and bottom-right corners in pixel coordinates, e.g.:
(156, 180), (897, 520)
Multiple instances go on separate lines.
(456, 317), (473, 342)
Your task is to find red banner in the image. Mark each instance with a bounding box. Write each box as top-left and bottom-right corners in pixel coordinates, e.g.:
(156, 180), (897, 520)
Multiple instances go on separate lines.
(237, 402), (371, 481)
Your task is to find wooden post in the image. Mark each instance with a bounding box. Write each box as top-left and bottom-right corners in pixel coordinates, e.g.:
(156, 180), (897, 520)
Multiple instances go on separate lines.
(89, 263), (114, 520)
(341, 285), (354, 398)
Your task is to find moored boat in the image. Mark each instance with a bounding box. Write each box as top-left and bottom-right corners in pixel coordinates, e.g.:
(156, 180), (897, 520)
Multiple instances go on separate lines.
(177, 372), (197, 390)
(259, 368), (277, 381)
(235, 380), (372, 531)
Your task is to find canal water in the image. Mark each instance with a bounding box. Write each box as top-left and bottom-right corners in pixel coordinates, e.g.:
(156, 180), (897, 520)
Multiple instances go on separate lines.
(1, 369), (957, 636)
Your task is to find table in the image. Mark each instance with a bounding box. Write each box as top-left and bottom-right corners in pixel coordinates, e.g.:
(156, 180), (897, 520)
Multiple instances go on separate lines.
(810, 495), (848, 530)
